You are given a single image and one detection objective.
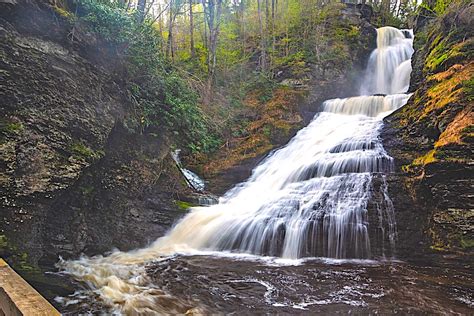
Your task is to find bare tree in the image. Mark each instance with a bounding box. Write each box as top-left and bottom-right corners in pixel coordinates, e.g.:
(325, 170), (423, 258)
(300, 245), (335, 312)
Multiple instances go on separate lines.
(137, 0), (147, 22)
(189, 0), (195, 57)
(257, 0), (267, 71)
(166, 0), (178, 60)
(203, 0), (223, 90)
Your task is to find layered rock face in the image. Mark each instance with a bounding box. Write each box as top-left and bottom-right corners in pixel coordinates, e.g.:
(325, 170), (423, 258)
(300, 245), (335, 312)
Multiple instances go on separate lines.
(382, 0), (473, 257)
(0, 0), (191, 270)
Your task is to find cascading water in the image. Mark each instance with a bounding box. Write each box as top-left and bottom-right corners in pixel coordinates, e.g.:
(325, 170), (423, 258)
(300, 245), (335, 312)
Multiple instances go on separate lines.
(172, 149), (206, 192)
(60, 26), (414, 313)
(361, 27), (414, 95)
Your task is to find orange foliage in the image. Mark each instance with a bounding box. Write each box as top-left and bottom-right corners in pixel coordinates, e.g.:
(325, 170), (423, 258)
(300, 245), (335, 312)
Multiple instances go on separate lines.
(435, 107), (474, 147)
(423, 62), (474, 116)
(201, 87), (304, 176)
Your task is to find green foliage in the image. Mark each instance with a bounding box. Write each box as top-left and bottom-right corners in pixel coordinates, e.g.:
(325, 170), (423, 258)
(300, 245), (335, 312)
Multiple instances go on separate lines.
(77, 0), (134, 44)
(464, 77), (474, 102)
(460, 236), (474, 249)
(162, 74), (222, 153)
(0, 235), (7, 249)
(0, 120), (23, 134)
(175, 200), (196, 210)
(70, 0), (419, 160)
(70, 142), (104, 161)
(75, 0), (220, 154)
(418, 0), (456, 16)
(244, 75), (277, 103)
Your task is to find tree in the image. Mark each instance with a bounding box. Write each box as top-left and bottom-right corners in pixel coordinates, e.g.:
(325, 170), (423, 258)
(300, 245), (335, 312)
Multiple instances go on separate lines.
(202, 0), (223, 90)
(137, 0), (146, 22)
(189, 0), (195, 57)
(257, 0), (267, 71)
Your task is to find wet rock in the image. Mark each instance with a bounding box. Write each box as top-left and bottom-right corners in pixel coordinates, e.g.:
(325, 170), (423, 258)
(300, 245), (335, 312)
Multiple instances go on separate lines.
(0, 0), (194, 272)
(382, 0), (473, 257)
(280, 78), (307, 88)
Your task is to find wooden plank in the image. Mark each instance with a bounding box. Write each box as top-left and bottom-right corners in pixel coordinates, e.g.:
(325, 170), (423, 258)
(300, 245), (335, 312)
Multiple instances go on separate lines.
(0, 259), (60, 316)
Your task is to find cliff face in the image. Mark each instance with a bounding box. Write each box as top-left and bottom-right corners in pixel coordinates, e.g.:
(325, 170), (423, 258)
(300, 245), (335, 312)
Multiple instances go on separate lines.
(0, 0), (192, 273)
(382, 0), (473, 257)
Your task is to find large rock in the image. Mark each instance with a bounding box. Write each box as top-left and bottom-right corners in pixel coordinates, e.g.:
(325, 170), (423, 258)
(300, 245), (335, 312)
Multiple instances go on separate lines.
(0, 0), (191, 274)
(382, 0), (473, 258)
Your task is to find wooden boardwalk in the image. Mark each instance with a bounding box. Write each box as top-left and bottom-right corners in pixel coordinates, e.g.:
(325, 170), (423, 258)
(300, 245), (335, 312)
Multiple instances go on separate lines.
(0, 259), (60, 316)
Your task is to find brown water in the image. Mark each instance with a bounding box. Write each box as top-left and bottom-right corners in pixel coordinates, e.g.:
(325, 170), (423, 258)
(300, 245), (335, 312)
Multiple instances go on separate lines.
(56, 253), (473, 315)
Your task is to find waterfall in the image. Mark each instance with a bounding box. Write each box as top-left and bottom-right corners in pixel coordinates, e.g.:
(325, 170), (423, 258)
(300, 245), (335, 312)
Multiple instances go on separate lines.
(128, 27), (412, 260)
(59, 26), (414, 311)
(361, 27), (414, 95)
(172, 149), (206, 192)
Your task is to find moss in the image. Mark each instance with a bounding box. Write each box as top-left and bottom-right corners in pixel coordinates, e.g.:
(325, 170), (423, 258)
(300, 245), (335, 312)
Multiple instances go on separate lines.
(435, 108), (473, 147)
(421, 62), (473, 118)
(70, 142), (104, 161)
(460, 236), (474, 249)
(413, 30), (428, 51)
(0, 120), (24, 135)
(80, 185), (95, 195)
(412, 149), (437, 166)
(424, 35), (471, 73)
(463, 77), (474, 102)
(0, 234), (7, 249)
(430, 244), (448, 251)
(16, 252), (40, 273)
(0, 235), (41, 273)
(175, 200), (195, 210)
(53, 5), (73, 19)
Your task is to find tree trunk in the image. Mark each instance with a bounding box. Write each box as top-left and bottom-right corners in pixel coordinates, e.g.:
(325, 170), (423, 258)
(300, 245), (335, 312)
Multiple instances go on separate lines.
(137, 0), (146, 22)
(166, 0), (175, 60)
(257, 0), (266, 71)
(189, 0), (195, 58)
(203, 0), (223, 91)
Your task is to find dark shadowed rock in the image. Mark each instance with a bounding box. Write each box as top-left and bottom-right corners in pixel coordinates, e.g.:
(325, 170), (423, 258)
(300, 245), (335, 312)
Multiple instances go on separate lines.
(382, 0), (473, 259)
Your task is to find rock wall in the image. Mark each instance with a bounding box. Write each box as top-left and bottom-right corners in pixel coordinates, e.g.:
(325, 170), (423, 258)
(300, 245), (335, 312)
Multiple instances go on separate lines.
(0, 0), (192, 273)
(382, 0), (473, 257)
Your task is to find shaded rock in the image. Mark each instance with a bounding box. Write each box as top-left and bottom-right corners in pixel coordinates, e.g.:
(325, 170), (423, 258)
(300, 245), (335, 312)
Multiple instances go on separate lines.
(0, 0), (194, 276)
(382, 0), (473, 258)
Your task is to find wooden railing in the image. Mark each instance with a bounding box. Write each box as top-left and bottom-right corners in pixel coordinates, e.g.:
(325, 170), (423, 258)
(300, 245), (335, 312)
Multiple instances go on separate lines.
(0, 259), (60, 316)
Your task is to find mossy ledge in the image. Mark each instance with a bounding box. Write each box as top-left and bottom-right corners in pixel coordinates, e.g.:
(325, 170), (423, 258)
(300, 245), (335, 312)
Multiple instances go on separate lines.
(382, 0), (473, 255)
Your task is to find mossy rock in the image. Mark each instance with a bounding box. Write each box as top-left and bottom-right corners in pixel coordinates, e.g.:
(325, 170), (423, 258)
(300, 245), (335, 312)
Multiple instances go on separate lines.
(460, 236), (474, 249)
(0, 119), (24, 135)
(70, 142), (104, 161)
(175, 200), (196, 210)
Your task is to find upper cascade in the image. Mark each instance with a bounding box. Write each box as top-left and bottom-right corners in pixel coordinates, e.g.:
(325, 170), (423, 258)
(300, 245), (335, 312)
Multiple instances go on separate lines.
(361, 26), (414, 95)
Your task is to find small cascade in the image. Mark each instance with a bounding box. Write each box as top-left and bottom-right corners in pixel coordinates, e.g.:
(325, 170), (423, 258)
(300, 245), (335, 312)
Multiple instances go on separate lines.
(172, 149), (205, 192)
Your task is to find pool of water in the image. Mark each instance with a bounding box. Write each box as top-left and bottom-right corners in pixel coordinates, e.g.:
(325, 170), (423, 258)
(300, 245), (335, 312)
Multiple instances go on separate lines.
(55, 253), (473, 314)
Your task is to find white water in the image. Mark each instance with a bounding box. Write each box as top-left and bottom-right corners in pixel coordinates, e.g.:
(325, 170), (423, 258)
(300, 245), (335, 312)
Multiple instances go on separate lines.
(361, 27), (413, 95)
(171, 149), (206, 191)
(60, 26), (414, 313)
